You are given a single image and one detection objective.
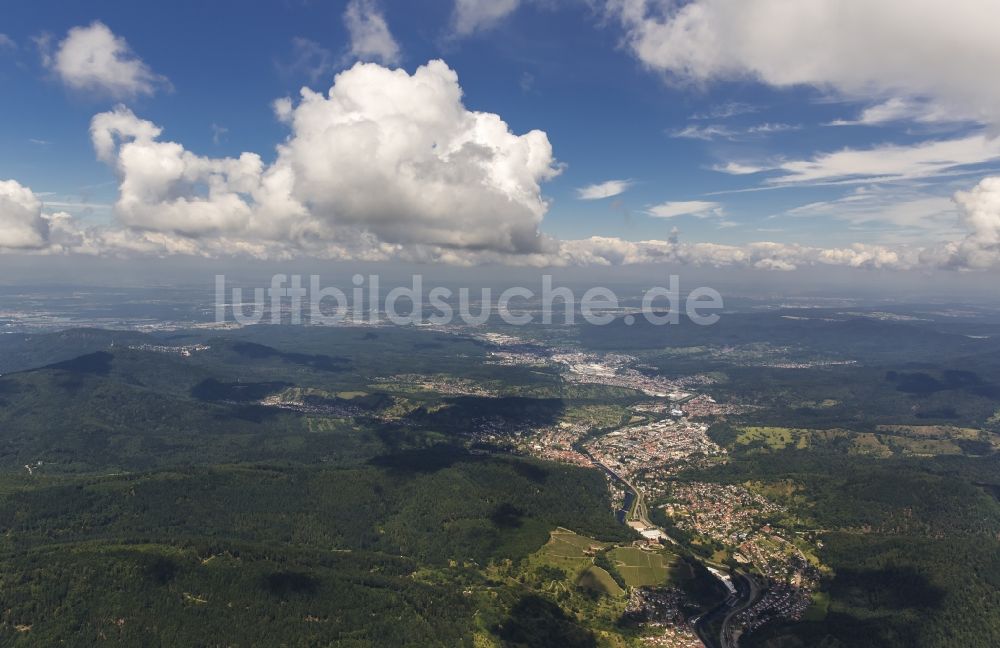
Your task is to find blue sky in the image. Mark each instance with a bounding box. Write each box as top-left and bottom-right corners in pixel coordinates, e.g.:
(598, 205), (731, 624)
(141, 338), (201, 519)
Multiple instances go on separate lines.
(2, 1), (1000, 271)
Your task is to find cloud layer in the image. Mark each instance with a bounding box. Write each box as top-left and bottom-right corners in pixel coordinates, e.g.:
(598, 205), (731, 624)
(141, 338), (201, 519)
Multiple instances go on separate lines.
(10, 42), (1000, 273)
(12, 170), (1000, 272)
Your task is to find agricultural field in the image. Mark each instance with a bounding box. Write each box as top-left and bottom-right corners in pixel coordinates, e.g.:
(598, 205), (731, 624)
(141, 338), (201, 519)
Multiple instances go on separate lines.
(524, 528), (612, 580)
(520, 530), (656, 598)
(607, 547), (681, 588)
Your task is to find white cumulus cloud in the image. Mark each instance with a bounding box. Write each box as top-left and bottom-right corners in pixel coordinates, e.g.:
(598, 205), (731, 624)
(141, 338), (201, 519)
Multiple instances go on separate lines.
(0, 179), (51, 249)
(941, 176), (1000, 268)
(90, 60), (560, 257)
(91, 106), (299, 238)
(344, 0), (401, 66)
(43, 21), (168, 98)
(274, 60), (560, 253)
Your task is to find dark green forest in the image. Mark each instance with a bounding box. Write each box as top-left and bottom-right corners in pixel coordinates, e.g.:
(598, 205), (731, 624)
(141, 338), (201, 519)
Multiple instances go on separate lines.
(3, 314), (1000, 646)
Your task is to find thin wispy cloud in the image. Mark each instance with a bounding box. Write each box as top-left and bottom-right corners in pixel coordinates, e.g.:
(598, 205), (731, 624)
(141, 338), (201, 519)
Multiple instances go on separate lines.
(746, 122), (799, 134)
(785, 185), (961, 239)
(669, 124), (736, 140)
(647, 200), (722, 218)
(211, 124), (228, 146)
(710, 162), (765, 175)
(689, 101), (758, 120)
(669, 123), (799, 140)
(708, 135), (1000, 189)
(343, 0), (401, 66)
(42, 199), (114, 211)
(277, 37), (335, 84)
(450, 0), (521, 36)
(827, 98), (968, 127)
(576, 179), (634, 200)
(768, 135), (1000, 185)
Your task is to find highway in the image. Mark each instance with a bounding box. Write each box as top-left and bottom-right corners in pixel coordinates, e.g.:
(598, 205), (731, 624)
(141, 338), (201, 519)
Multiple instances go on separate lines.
(581, 449), (760, 648)
(583, 451), (664, 536)
(693, 571), (761, 648)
